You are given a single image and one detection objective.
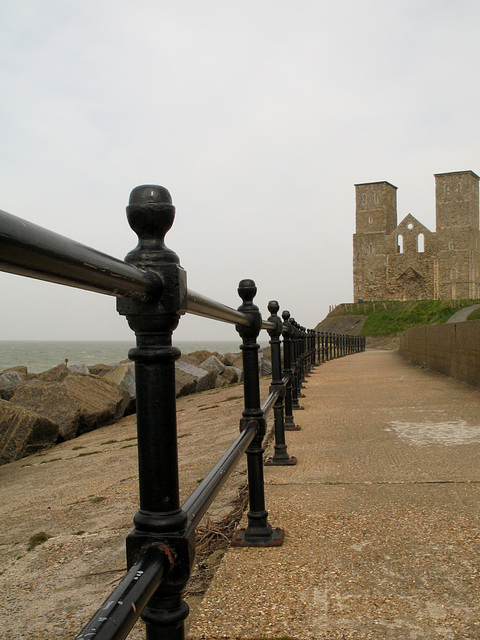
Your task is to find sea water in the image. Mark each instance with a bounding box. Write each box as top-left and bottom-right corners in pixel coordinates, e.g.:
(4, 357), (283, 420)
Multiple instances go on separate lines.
(0, 340), (268, 374)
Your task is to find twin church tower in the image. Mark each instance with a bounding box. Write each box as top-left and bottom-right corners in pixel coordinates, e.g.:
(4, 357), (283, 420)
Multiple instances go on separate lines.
(353, 170), (480, 301)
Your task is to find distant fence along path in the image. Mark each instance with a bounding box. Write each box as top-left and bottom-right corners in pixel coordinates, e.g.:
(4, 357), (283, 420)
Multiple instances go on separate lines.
(399, 319), (480, 388)
(0, 184), (364, 640)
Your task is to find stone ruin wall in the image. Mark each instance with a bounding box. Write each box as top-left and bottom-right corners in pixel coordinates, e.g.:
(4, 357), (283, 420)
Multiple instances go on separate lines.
(353, 171), (480, 302)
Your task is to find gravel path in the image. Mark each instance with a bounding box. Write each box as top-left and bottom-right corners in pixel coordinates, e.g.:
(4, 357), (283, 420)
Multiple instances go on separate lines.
(189, 351), (480, 639)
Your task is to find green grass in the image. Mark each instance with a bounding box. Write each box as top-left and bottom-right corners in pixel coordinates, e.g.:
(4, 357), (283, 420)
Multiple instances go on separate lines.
(467, 308), (480, 321)
(27, 531), (49, 550)
(328, 299), (480, 336)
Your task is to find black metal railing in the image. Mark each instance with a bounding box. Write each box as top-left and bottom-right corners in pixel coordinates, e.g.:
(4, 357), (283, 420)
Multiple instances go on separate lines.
(0, 184), (365, 640)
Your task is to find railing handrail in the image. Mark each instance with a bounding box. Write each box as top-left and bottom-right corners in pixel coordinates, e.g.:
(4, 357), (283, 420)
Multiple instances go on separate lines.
(0, 207), (162, 301)
(0, 186), (365, 640)
(186, 288), (276, 330)
(0, 206), (276, 332)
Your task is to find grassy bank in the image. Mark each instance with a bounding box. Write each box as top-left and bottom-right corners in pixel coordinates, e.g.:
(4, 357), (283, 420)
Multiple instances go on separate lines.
(327, 299), (480, 336)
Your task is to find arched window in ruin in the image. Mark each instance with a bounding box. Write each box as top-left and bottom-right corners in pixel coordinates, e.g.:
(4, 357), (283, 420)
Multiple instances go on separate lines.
(417, 233), (425, 253)
(451, 268), (456, 279)
(362, 194), (366, 205)
(374, 193), (379, 204)
(397, 234), (403, 254)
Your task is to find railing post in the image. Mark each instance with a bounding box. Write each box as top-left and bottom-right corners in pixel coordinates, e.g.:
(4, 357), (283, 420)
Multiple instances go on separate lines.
(290, 319), (303, 409)
(232, 280), (284, 547)
(282, 310), (301, 431)
(265, 301), (296, 466)
(312, 330), (318, 367)
(295, 321), (307, 393)
(116, 185), (194, 640)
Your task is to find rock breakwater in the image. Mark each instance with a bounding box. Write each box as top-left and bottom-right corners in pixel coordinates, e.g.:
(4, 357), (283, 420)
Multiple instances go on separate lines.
(0, 348), (272, 465)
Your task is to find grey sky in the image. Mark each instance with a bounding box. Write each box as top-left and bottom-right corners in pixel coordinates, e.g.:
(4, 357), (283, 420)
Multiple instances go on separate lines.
(1, 1), (479, 341)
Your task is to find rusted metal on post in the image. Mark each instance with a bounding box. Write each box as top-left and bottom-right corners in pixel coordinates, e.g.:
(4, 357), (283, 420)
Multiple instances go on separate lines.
(117, 185), (194, 640)
(264, 301), (296, 466)
(231, 280), (284, 547)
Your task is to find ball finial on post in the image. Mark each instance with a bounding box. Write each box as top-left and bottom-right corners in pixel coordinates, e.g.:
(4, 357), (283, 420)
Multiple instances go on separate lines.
(125, 185), (179, 267)
(267, 300), (280, 316)
(237, 279), (258, 305)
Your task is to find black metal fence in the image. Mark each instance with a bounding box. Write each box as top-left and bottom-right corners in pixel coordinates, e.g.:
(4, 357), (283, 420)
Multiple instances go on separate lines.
(0, 184), (365, 640)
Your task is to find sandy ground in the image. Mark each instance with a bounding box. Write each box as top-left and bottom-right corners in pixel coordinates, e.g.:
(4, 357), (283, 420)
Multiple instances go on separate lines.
(0, 379), (271, 640)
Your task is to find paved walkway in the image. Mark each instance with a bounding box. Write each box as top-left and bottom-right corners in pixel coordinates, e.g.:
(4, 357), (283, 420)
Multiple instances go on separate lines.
(189, 350), (480, 639)
(447, 304), (480, 323)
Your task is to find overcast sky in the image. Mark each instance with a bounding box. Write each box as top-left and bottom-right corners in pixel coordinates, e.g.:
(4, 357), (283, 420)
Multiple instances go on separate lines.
(1, 0), (479, 342)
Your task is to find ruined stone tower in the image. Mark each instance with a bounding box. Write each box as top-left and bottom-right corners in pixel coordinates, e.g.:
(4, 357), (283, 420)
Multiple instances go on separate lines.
(353, 170), (480, 301)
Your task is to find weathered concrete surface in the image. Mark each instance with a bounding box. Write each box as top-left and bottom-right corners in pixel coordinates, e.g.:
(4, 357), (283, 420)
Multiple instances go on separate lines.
(400, 318), (480, 387)
(0, 382), (270, 639)
(189, 351), (480, 639)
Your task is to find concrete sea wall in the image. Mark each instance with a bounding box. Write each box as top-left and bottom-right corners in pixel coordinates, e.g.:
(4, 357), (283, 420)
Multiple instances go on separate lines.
(399, 319), (480, 387)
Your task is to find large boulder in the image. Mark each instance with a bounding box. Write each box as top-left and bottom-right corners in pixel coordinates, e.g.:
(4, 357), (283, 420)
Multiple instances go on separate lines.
(175, 369), (197, 398)
(219, 353), (235, 367)
(0, 366), (29, 378)
(89, 363), (120, 376)
(0, 400), (58, 465)
(182, 350), (216, 366)
(258, 351), (272, 376)
(10, 372), (130, 441)
(0, 367), (31, 400)
(102, 364), (136, 399)
(102, 364), (136, 414)
(199, 355), (226, 375)
(37, 363), (70, 382)
(225, 365), (243, 384)
(0, 371), (23, 400)
(67, 362), (90, 374)
(175, 360), (217, 393)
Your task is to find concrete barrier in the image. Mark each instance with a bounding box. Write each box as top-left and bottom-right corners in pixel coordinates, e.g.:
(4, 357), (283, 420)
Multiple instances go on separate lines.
(399, 319), (480, 387)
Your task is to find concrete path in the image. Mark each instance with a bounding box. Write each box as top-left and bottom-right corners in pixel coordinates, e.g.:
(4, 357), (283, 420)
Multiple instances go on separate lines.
(188, 350), (480, 640)
(446, 303), (480, 323)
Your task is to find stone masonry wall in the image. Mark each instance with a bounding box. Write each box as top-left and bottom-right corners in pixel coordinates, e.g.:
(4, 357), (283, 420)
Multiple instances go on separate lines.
(399, 320), (480, 388)
(353, 171), (480, 302)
